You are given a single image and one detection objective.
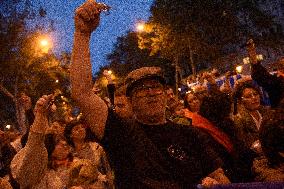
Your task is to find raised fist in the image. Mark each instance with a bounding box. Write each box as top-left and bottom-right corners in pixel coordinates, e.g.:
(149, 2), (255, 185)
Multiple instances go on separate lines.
(19, 92), (32, 111)
(33, 94), (54, 116)
(246, 39), (257, 64)
(74, 0), (101, 34)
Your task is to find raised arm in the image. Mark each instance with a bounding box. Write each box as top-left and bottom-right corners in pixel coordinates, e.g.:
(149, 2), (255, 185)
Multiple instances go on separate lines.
(11, 95), (52, 188)
(71, 0), (108, 140)
(247, 39), (284, 107)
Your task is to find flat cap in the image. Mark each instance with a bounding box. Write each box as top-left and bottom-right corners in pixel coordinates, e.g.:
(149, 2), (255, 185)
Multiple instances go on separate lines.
(125, 67), (165, 97)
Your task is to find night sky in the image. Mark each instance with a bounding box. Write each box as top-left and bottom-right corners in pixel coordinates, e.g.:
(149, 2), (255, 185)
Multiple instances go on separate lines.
(33, 0), (153, 73)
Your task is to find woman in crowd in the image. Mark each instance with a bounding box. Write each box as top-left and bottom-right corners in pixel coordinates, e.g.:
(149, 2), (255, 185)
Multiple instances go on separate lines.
(232, 80), (272, 152)
(232, 80), (275, 181)
(10, 95), (105, 189)
(172, 91), (201, 126)
(183, 92), (201, 113)
(64, 120), (114, 189)
(180, 72), (217, 124)
(197, 91), (252, 182)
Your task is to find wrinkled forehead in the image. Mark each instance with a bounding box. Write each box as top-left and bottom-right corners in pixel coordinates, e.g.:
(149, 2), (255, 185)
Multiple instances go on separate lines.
(127, 79), (164, 99)
(139, 78), (163, 86)
(131, 78), (163, 91)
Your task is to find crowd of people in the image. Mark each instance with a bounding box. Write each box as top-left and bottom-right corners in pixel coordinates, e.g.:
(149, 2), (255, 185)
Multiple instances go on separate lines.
(1, 1), (284, 189)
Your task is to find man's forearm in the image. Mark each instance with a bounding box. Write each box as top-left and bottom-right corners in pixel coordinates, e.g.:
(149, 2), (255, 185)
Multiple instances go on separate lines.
(71, 32), (93, 99)
(70, 31), (108, 140)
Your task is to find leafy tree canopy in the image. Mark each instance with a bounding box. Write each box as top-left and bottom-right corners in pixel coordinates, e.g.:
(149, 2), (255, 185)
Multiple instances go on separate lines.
(0, 0), (71, 129)
(146, 0), (283, 70)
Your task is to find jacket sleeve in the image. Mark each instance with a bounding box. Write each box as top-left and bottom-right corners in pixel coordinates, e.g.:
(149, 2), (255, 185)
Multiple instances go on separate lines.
(10, 131), (48, 188)
(251, 62), (284, 107)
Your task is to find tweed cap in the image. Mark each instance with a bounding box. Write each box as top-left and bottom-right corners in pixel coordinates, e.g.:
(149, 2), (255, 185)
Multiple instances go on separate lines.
(125, 67), (165, 97)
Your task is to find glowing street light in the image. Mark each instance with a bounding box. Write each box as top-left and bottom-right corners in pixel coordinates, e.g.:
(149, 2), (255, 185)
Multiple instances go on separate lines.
(40, 39), (49, 47)
(55, 79), (59, 83)
(136, 22), (146, 32)
(38, 35), (52, 53)
(236, 65), (243, 74)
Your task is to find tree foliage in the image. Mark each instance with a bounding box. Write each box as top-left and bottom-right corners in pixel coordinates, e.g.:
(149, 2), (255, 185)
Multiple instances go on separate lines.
(96, 0), (284, 97)
(140, 0), (284, 72)
(98, 31), (173, 86)
(0, 0), (71, 129)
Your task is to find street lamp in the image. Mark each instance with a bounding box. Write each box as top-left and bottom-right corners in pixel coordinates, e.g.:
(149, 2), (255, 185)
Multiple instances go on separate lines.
(38, 35), (52, 53)
(236, 65), (243, 74)
(40, 39), (48, 47)
(136, 22), (145, 32)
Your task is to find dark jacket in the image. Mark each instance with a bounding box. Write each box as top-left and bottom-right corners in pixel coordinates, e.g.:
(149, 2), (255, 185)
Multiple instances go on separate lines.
(0, 143), (16, 177)
(251, 62), (284, 108)
(259, 109), (284, 166)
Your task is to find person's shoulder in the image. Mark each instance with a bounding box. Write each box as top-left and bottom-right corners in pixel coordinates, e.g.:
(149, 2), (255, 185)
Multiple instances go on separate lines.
(106, 109), (131, 128)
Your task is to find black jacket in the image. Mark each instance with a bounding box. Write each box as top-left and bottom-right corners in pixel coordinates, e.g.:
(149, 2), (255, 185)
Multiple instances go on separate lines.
(251, 62), (284, 108)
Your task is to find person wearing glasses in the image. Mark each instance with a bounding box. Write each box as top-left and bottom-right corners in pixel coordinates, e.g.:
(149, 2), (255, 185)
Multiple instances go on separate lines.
(70, 1), (231, 188)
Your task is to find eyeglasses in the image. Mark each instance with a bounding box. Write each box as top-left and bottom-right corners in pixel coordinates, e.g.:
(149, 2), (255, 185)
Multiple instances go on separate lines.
(132, 84), (164, 97)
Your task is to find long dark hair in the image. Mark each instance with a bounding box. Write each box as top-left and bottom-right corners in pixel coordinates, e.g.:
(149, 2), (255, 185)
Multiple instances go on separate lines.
(199, 91), (235, 136)
(44, 134), (73, 169)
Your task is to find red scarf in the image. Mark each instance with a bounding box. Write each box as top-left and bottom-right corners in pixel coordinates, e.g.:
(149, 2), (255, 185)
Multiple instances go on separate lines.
(183, 109), (234, 154)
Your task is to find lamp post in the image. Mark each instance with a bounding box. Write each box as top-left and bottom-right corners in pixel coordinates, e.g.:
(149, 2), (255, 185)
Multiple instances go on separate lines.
(136, 22), (146, 32)
(38, 35), (52, 53)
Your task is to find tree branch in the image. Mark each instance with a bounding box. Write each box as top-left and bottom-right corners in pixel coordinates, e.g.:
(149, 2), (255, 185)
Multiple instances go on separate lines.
(0, 84), (15, 102)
